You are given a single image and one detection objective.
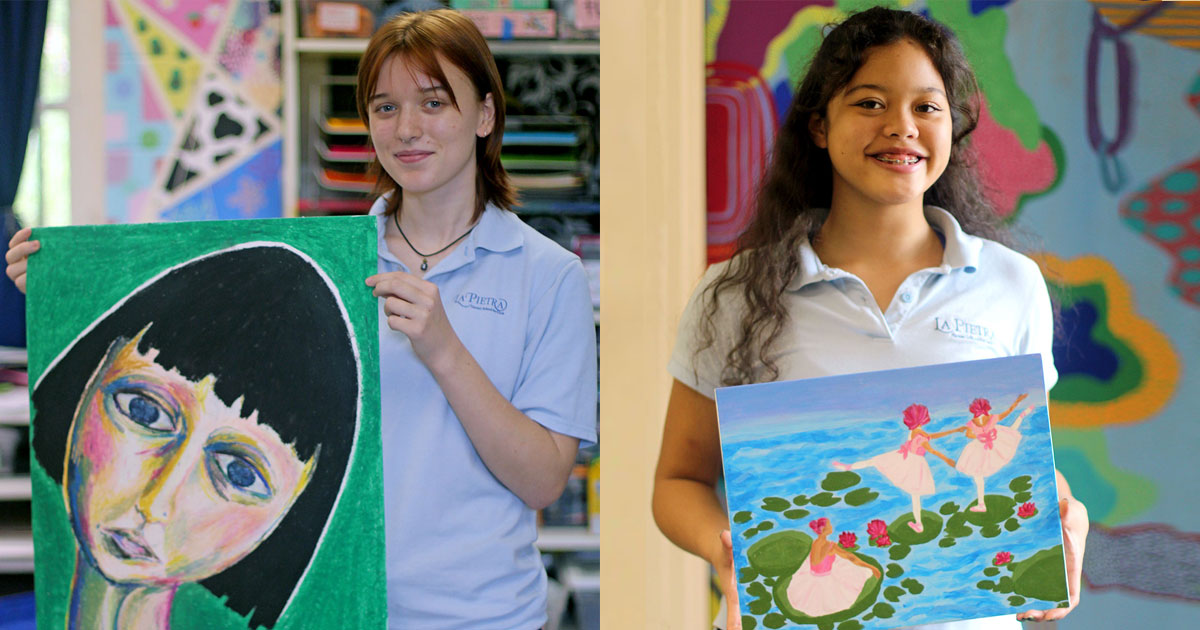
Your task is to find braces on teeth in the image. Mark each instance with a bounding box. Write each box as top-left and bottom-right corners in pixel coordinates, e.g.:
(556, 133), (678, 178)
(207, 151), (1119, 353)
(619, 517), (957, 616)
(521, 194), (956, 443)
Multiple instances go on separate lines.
(875, 155), (920, 165)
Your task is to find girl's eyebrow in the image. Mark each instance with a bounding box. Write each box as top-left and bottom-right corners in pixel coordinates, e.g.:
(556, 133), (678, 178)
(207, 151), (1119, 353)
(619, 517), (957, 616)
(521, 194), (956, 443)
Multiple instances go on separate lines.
(369, 84), (445, 101)
(844, 83), (947, 98)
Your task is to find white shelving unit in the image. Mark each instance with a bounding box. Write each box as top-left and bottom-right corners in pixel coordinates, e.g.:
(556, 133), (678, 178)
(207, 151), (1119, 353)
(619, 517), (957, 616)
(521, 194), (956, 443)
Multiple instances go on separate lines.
(0, 347), (32, 577)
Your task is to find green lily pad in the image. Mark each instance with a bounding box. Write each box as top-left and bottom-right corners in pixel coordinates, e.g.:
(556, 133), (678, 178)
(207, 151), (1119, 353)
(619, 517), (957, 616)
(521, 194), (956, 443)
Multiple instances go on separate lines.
(759, 521), (776, 531)
(792, 494), (809, 506)
(747, 582), (769, 598)
(1010, 545), (1068, 602)
(821, 471), (861, 491)
(1005, 518), (1020, 532)
(901, 577), (925, 594)
(742, 616), (757, 630)
(872, 602), (895, 618)
(764, 577), (776, 587)
(996, 575), (1015, 594)
(844, 487), (880, 506)
(746, 531), (812, 577)
(1009, 475), (1032, 493)
(885, 563), (904, 578)
(837, 621), (864, 630)
(772, 553), (883, 626)
(938, 538), (957, 548)
(883, 585), (905, 602)
(762, 497), (791, 512)
(981, 523), (1003, 538)
(744, 528), (760, 539)
(763, 613), (786, 629)
(749, 597), (772, 615)
(983, 567), (1000, 577)
(784, 508), (810, 520)
(939, 501), (960, 515)
(888, 511), (943, 544)
(1008, 595), (1027, 607)
(810, 492), (841, 507)
(963, 495), (1017, 525)
(734, 511), (753, 524)
(977, 579), (996, 590)
(738, 567), (759, 583)
(1013, 491), (1033, 504)
(888, 543), (911, 560)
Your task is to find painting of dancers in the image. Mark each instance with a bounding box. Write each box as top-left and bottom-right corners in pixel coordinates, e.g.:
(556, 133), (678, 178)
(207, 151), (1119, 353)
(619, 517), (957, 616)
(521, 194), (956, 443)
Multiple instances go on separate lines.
(716, 355), (1069, 630)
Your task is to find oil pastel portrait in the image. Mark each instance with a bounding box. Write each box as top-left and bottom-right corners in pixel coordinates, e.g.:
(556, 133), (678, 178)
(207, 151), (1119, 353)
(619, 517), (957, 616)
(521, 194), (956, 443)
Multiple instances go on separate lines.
(26, 218), (385, 630)
(716, 355), (1069, 630)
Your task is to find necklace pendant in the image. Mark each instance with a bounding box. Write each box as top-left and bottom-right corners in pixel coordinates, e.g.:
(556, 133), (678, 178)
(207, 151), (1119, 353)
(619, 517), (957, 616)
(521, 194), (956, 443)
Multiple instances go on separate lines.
(420, 259), (428, 271)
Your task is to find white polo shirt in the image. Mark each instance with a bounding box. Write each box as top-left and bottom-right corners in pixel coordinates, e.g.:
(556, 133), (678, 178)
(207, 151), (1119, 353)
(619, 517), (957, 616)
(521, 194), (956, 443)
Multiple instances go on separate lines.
(372, 198), (598, 629)
(670, 206), (1056, 630)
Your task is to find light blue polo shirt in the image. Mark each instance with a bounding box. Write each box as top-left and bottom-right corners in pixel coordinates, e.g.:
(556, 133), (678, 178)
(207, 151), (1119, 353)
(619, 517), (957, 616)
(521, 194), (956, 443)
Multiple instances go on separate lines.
(672, 206), (1056, 630)
(371, 198), (598, 629)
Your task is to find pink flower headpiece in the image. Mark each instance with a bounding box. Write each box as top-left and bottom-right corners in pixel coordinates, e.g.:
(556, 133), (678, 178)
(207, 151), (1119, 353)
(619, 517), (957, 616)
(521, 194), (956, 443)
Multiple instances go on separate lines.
(969, 398), (992, 417)
(809, 518), (830, 534)
(902, 404), (930, 429)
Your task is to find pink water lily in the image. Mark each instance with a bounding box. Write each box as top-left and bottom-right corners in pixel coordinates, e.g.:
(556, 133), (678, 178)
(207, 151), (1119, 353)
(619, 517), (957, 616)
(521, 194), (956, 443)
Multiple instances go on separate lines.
(1018, 502), (1037, 518)
(875, 533), (891, 547)
(839, 532), (857, 549)
(994, 551), (1013, 566)
(867, 519), (887, 537)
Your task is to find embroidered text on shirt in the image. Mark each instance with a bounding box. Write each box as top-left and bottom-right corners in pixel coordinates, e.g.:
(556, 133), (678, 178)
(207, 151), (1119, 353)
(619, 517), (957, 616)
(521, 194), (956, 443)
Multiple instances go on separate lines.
(934, 316), (995, 344)
(456, 292), (508, 314)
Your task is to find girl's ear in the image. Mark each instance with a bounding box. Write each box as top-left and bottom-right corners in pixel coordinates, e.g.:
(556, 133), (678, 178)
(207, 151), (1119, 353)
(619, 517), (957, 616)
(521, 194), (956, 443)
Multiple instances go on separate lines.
(477, 92), (496, 138)
(809, 113), (828, 149)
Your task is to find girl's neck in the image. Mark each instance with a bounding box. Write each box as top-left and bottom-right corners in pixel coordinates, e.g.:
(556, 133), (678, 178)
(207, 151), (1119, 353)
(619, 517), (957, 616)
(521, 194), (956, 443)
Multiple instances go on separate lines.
(70, 553), (175, 630)
(814, 200), (936, 268)
(398, 186), (478, 246)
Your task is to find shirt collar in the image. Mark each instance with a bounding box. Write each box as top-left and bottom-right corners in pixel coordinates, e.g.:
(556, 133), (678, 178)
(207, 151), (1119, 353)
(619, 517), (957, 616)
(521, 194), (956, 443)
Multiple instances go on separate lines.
(788, 205), (983, 291)
(369, 196), (524, 275)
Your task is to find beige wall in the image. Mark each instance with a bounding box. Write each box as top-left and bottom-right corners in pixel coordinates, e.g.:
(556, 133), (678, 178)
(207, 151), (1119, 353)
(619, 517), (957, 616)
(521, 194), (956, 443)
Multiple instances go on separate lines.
(600, 1), (710, 628)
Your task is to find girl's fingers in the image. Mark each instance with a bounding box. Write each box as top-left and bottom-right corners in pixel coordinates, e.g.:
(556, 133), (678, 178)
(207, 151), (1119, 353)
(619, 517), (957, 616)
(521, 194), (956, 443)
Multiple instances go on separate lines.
(4, 239), (38, 265)
(7, 226), (31, 250)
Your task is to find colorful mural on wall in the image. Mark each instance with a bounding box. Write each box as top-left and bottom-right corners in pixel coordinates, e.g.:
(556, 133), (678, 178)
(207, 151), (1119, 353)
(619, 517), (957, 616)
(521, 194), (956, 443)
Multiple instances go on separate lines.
(706, 0), (1200, 626)
(105, 0), (281, 222)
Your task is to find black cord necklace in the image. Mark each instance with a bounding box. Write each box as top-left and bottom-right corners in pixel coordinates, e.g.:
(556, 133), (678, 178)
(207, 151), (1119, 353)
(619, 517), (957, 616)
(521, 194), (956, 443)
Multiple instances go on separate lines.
(392, 211), (475, 271)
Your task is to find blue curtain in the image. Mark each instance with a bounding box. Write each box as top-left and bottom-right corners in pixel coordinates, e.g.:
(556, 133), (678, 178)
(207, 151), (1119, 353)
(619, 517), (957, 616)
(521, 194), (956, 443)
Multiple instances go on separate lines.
(0, 0), (49, 348)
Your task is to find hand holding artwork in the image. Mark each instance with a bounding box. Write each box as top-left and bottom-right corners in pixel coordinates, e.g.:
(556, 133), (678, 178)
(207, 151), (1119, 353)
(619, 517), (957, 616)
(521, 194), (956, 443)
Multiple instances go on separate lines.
(5, 226), (39, 294)
(713, 530), (743, 630)
(1019, 471), (1089, 622)
(366, 270), (462, 371)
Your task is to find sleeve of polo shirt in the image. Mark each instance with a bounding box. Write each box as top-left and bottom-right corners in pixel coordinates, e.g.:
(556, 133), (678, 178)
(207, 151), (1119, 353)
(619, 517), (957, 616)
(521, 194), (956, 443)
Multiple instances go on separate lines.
(1018, 262), (1059, 392)
(508, 257), (598, 447)
(667, 264), (729, 400)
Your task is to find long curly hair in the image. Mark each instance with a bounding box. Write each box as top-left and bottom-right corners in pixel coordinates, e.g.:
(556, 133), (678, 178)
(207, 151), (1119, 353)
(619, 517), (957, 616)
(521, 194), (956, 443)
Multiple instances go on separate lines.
(695, 6), (1017, 386)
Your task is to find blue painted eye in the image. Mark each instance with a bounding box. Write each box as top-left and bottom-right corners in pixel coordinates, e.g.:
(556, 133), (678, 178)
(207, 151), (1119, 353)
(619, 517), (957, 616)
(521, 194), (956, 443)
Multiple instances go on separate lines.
(114, 391), (174, 431)
(212, 452), (271, 499)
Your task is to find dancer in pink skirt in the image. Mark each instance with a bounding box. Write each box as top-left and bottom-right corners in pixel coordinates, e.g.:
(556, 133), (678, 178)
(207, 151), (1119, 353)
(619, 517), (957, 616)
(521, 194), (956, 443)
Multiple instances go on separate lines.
(954, 394), (1034, 512)
(835, 404), (958, 532)
(786, 518), (881, 617)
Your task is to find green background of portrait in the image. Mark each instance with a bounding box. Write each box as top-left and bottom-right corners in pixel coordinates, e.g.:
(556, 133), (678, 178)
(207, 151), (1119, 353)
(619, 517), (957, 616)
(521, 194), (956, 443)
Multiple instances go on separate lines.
(25, 216), (386, 629)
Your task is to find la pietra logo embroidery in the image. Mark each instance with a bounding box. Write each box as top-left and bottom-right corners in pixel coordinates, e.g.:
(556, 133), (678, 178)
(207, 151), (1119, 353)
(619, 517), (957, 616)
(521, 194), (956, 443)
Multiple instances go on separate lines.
(934, 316), (995, 344)
(456, 291), (508, 314)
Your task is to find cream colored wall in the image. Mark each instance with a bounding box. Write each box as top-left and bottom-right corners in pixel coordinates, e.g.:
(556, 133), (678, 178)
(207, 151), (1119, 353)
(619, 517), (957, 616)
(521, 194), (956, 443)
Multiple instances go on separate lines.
(68, 0), (105, 225)
(600, 1), (710, 628)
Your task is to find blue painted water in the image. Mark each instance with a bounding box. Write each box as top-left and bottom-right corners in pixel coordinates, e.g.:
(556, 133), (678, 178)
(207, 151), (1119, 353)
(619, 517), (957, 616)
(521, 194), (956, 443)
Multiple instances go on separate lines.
(725, 407), (1066, 628)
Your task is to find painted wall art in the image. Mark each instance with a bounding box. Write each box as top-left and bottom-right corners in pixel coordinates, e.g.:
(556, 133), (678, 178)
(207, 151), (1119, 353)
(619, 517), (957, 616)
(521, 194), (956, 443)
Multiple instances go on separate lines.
(105, 0), (282, 222)
(717, 355), (1068, 629)
(707, 1), (1200, 624)
(26, 216), (385, 629)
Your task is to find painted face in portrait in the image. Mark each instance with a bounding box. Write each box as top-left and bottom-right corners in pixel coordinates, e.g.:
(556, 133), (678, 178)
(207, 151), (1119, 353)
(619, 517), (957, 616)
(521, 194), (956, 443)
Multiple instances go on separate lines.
(65, 333), (317, 585)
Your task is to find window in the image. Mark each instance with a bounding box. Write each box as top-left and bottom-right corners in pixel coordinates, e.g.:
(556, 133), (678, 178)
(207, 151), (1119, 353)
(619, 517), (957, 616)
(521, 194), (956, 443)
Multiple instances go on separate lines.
(13, 0), (69, 228)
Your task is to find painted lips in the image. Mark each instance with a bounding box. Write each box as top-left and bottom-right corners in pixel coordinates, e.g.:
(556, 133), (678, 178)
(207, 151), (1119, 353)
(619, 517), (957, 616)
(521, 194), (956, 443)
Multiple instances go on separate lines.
(101, 527), (160, 563)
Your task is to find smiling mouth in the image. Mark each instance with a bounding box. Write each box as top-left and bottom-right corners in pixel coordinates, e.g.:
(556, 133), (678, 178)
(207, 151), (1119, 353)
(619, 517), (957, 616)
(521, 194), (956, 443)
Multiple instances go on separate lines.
(878, 151), (921, 163)
(873, 154), (922, 165)
(101, 527), (159, 563)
